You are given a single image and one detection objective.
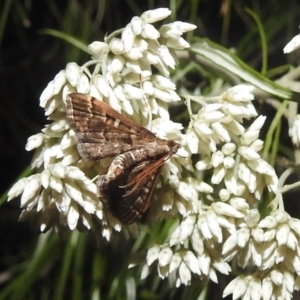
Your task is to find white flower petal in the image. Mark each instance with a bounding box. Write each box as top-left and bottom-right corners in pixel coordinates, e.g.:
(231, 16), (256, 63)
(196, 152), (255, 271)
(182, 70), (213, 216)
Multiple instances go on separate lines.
(211, 151), (224, 167)
(170, 226), (180, 246)
(210, 270), (220, 283)
(94, 74), (109, 97)
(179, 215), (196, 242)
(219, 215), (236, 235)
(165, 37), (190, 49)
(284, 34), (300, 53)
(153, 88), (173, 102)
(76, 73), (89, 93)
(213, 260), (231, 275)
(20, 175), (41, 207)
(242, 130), (260, 146)
(152, 74), (176, 90)
(259, 215), (277, 228)
(183, 251), (200, 274)
(251, 241), (262, 266)
(286, 232), (298, 250)
(289, 218), (300, 236)
(223, 85), (255, 102)
(49, 176), (63, 193)
(212, 202), (244, 218)
(219, 189), (230, 201)
(186, 129), (199, 154)
(247, 159), (275, 176)
(130, 16), (143, 35)
(169, 253), (181, 273)
(50, 164), (66, 178)
(232, 276), (248, 300)
(176, 181), (197, 202)
(67, 203), (80, 230)
(66, 62), (81, 87)
(141, 23), (160, 40)
(146, 245), (160, 265)
(249, 277), (261, 300)
(40, 81), (54, 107)
(276, 223), (290, 246)
(239, 146), (260, 160)
(171, 21), (197, 33)
(238, 163), (257, 192)
(64, 180), (83, 204)
(222, 233), (238, 255)
(158, 45), (176, 69)
(261, 277), (273, 300)
(88, 41), (109, 54)
(237, 227), (250, 248)
(274, 211), (289, 223)
(270, 269), (283, 285)
(222, 143), (236, 155)
(206, 210), (222, 242)
(122, 84), (144, 99)
(198, 216), (212, 240)
(140, 8), (171, 23)
(53, 70), (67, 95)
(158, 247), (173, 267)
(108, 87), (121, 112)
(122, 24), (135, 52)
(195, 158), (211, 171)
(245, 209), (260, 227)
(160, 24), (183, 39)
(140, 264), (150, 280)
(211, 165), (226, 184)
(191, 229), (204, 255)
(251, 227), (264, 243)
(211, 122), (231, 142)
(142, 81), (154, 96)
(7, 178), (28, 200)
(109, 38), (125, 54)
(198, 254), (210, 275)
(223, 157), (235, 168)
(26, 133), (45, 151)
(178, 262), (191, 286)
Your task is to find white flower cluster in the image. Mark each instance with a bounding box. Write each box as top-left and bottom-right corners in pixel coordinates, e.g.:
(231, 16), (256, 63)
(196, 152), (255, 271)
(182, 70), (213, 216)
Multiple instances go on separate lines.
(8, 7), (299, 299)
(223, 210), (300, 300)
(141, 85), (300, 300)
(7, 8), (196, 240)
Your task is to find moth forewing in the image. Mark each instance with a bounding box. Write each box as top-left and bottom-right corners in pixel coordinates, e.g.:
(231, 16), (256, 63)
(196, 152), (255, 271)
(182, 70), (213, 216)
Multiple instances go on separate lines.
(66, 93), (181, 224)
(66, 93), (164, 160)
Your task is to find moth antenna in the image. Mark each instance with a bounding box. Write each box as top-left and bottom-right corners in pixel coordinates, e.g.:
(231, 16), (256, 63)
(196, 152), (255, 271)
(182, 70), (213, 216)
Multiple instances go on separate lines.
(91, 175), (99, 182)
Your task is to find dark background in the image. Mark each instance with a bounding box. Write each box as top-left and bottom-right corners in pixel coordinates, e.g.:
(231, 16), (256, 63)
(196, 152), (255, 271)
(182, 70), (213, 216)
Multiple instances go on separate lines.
(1, 0), (300, 299)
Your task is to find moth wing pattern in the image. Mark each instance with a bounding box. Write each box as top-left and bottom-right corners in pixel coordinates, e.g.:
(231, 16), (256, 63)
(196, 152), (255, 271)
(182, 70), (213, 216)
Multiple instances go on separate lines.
(66, 93), (181, 224)
(66, 93), (157, 160)
(98, 159), (162, 224)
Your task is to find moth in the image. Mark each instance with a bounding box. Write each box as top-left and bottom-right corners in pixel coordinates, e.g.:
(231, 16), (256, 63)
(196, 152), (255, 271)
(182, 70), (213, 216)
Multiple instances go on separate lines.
(66, 93), (180, 224)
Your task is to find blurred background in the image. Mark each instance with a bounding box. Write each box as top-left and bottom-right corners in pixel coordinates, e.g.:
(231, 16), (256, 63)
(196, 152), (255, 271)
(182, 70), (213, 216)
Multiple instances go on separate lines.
(1, 0), (300, 299)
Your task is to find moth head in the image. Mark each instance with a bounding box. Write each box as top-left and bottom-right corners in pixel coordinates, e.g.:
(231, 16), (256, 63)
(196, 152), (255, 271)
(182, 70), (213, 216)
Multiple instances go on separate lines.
(168, 140), (181, 154)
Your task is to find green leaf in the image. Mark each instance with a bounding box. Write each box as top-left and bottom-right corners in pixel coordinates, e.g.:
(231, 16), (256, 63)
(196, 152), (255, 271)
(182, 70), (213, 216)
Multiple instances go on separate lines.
(189, 38), (299, 101)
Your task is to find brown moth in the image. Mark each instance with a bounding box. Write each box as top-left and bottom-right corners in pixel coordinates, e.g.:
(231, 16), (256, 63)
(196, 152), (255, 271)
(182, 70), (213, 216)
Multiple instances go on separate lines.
(66, 93), (180, 224)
